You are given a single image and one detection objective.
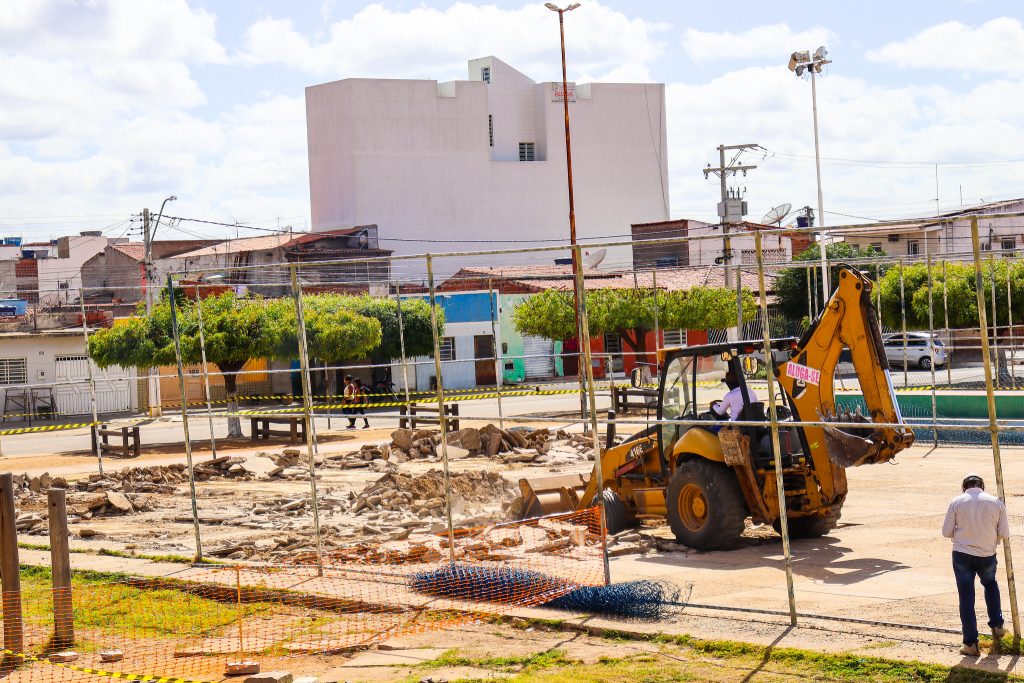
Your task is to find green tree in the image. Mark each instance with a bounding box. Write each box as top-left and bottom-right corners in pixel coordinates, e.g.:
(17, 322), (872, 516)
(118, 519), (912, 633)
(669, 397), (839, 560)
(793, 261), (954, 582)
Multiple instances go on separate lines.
(334, 295), (441, 362)
(878, 260), (1024, 330)
(512, 287), (756, 358)
(774, 242), (883, 321)
(89, 292), (382, 437)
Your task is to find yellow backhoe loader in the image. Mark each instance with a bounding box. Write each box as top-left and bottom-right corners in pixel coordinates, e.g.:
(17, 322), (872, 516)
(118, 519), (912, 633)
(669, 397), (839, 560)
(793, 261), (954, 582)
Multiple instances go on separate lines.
(519, 265), (914, 549)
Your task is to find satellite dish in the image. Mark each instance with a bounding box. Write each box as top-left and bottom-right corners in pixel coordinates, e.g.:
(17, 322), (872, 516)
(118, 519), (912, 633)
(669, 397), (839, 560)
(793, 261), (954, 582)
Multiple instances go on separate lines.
(584, 249), (607, 269)
(761, 203), (793, 226)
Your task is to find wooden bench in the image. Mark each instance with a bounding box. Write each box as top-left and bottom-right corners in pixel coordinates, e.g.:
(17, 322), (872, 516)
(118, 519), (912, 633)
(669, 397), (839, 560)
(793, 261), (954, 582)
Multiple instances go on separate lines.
(91, 424), (141, 458)
(612, 386), (659, 416)
(250, 416), (307, 444)
(399, 403), (459, 432)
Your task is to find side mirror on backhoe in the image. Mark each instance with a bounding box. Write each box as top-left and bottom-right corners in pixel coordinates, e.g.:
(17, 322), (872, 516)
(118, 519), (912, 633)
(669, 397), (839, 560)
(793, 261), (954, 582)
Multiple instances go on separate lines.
(630, 367), (642, 388)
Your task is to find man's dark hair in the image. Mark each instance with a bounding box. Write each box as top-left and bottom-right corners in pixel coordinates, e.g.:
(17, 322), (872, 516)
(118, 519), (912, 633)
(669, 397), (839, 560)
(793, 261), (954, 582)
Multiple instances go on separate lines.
(962, 474), (985, 491)
(344, 374), (353, 381)
(724, 370), (739, 390)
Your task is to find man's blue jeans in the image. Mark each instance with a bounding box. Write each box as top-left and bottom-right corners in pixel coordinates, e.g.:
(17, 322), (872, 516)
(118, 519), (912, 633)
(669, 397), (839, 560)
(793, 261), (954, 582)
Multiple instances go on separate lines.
(953, 551), (1004, 645)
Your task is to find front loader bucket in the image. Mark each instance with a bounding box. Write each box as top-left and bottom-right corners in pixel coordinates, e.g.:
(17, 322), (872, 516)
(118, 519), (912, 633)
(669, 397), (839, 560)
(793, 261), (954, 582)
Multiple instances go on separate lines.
(517, 473), (589, 519)
(818, 405), (914, 468)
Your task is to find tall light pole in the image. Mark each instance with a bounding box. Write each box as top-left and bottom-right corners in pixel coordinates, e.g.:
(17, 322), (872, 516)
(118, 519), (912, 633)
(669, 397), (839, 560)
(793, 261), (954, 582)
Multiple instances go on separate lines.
(545, 2), (586, 415)
(143, 195), (176, 416)
(789, 47), (831, 307)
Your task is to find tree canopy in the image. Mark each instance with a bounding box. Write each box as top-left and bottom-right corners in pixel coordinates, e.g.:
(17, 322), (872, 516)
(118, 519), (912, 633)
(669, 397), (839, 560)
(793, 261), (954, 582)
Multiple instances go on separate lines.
(877, 260), (1024, 330)
(337, 294), (439, 362)
(89, 291), (385, 436)
(512, 287), (757, 354)
(773, 242), (882, 321)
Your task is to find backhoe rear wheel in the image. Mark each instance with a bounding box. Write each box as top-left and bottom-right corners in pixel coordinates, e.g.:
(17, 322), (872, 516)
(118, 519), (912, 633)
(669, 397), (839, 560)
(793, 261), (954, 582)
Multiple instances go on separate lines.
(601, 489), (635, 535)
(774, 504), (842, 539)
(666, 458), (747, 550)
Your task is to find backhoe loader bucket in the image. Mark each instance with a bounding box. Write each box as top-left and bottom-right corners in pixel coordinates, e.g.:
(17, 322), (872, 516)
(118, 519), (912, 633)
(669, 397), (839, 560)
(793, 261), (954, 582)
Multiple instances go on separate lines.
(818, 405), (912, 468)
(517, 473), (589, 519)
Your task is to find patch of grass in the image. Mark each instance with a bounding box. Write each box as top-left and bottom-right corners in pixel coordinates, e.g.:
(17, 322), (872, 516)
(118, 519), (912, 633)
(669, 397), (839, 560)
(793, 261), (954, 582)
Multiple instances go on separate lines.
(18, 564), (275, 646)
(425, 648), (577, 673)
(96, 547), (222, 565)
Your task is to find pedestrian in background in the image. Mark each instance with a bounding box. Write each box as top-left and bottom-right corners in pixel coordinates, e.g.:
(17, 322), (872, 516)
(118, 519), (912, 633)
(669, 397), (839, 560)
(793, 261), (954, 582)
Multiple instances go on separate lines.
(942, 472), (1010, 656)
(353, 378), (370, 429)
(342, 374), (356, 429)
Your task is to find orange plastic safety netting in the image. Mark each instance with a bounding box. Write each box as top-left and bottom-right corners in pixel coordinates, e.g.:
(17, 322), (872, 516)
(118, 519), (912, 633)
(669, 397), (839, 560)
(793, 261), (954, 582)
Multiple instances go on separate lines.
(0, 507), (602, 683)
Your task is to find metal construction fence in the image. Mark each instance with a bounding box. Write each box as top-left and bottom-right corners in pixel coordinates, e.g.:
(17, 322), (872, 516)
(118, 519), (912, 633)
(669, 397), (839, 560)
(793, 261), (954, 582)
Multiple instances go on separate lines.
(1, 212), (1024, 681)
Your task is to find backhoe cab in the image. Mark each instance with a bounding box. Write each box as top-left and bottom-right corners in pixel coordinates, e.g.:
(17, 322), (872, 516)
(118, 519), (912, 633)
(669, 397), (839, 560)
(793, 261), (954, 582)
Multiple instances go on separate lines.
(518, 265), (914, 550)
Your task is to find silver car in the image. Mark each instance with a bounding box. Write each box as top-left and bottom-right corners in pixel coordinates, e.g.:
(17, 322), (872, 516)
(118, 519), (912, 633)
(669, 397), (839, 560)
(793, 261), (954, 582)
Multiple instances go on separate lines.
(882, 332), (948, 370)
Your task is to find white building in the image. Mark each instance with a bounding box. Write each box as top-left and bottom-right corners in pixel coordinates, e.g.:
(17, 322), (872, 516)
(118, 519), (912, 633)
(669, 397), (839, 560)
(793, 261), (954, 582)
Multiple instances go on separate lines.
(305, 57), (669, 268)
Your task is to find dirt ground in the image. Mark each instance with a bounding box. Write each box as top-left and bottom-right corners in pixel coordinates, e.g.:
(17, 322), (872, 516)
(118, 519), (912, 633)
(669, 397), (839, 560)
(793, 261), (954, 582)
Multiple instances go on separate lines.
(5, 416), (1024, 677)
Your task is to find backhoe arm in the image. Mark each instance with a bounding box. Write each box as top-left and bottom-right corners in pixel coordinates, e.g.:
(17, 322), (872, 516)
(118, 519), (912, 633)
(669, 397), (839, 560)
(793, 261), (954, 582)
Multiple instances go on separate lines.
(775, 265), (914, 500)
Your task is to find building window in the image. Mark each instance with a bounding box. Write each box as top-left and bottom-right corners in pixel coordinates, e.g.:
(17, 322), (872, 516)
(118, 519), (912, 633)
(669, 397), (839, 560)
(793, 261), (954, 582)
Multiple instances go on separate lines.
(907, 240), (920, 256)
(488, 115), (493, 147)
(870, 242), (882, 252)
(887, 234), (899, 242)
(481, 66), (490, 83)
(439, 337), (456, 362)
(1002, 237), (1016, 252)
(518, 142), (536, 162)
(662, 329), (686, 347)
(0, 358), (27, 385)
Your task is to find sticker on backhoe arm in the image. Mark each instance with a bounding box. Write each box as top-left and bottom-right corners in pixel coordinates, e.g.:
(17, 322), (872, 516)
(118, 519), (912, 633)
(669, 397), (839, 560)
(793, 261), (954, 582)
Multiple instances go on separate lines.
(786, 362), (821, 386)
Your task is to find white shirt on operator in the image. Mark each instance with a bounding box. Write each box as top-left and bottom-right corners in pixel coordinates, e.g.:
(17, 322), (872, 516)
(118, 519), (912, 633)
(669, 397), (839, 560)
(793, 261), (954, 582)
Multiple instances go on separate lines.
(712, 386), (759, 421)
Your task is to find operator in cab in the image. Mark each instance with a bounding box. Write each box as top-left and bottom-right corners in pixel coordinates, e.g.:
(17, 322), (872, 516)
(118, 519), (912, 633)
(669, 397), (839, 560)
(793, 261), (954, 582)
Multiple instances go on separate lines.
(711, 369), (758, 421)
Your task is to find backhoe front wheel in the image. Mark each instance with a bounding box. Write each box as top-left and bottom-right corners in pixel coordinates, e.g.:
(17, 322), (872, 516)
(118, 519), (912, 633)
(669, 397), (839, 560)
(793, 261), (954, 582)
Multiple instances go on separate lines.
(666, 458), (748, 550)
(775, 504), (842, 539)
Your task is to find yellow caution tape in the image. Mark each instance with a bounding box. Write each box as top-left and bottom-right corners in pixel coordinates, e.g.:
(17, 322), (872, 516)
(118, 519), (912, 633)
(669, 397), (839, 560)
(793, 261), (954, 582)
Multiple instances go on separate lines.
(1, 648), (213, 683)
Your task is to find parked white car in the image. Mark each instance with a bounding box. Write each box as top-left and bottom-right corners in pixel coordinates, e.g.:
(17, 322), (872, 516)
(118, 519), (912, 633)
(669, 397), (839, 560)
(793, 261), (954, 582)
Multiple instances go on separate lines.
(882, 332), (948, 370)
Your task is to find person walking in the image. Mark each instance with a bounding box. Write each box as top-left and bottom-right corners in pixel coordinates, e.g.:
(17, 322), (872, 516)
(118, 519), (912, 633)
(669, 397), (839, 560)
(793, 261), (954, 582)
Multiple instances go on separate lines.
(342, 374), (357, 429)
(353, 378), (370, 429)
(942, 472), (1010, 655)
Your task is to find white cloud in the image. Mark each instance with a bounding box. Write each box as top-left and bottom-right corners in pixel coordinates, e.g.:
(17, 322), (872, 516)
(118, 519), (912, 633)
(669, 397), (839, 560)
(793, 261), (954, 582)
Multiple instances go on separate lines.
(238, 1), (669, 83)
(867, 18), (1024, 73)
(664, 67), (1024, 226)
(682, 23), (835, 63)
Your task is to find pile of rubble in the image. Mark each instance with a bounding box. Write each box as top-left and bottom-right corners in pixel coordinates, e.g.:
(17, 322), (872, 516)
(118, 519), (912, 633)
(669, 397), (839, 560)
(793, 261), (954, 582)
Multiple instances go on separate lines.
(345, 469), (516, 518)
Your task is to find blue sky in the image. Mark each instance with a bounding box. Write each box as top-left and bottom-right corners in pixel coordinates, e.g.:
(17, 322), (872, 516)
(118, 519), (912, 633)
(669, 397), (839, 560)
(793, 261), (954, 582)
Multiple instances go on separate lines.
(2, 0), (1023, 242)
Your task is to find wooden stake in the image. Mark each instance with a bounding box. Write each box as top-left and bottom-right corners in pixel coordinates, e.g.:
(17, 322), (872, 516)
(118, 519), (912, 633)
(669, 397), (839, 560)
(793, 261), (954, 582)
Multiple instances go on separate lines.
(48, 488), (74, 649)
(0, 473), (24, 668)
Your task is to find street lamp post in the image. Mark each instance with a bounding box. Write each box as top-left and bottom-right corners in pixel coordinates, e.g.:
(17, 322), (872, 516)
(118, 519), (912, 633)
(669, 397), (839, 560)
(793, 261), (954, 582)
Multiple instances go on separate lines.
(545, 2), (585, 418)
(143, 195), (176, 416)
(788, 47), (831, 307)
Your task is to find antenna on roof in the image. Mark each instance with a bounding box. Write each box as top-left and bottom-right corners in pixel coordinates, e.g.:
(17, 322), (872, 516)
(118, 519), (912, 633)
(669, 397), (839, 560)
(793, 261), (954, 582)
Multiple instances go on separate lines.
(583, 249), (607, 269)
(760, 203), (793, 226)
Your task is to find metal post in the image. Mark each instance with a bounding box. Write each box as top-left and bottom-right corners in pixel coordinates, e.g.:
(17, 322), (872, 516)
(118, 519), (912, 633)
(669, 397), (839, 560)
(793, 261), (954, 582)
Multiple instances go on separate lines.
(48, 488), (73, 649)
(0, 473), (23, 667)
(290, 265), (324, 573)
(426, 255), (457, 562)
(1009, 262), (1017, 387)
(166, 274), (203, 562)
(755, 232), (797, 625)
(394, 283), (413, 412)
(652, 268), (660, 353)
(78, 287), (102, 475)
(926, 252), (938, 447)
(991, 254), (1001, 389)
(193, 285), (218, 459)
(572, 244), (611, 586)
(970, 216), (1021, 645)
(487, 278), (504, 430)
(898, 259), (908, 387)
(942, 260), (953, 386)
(806, 264), (814, 326)
(810, 66), (829, 309)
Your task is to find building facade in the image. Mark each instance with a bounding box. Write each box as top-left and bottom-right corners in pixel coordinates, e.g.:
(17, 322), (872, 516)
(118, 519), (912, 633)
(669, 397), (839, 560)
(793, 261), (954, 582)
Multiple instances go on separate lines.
(306, 57), (669, 267)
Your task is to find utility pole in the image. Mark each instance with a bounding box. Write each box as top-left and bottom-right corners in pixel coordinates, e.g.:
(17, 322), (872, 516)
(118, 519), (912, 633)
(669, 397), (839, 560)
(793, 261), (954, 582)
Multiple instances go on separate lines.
(704, 143), (758, 336)
(142, 208), (161, 417)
